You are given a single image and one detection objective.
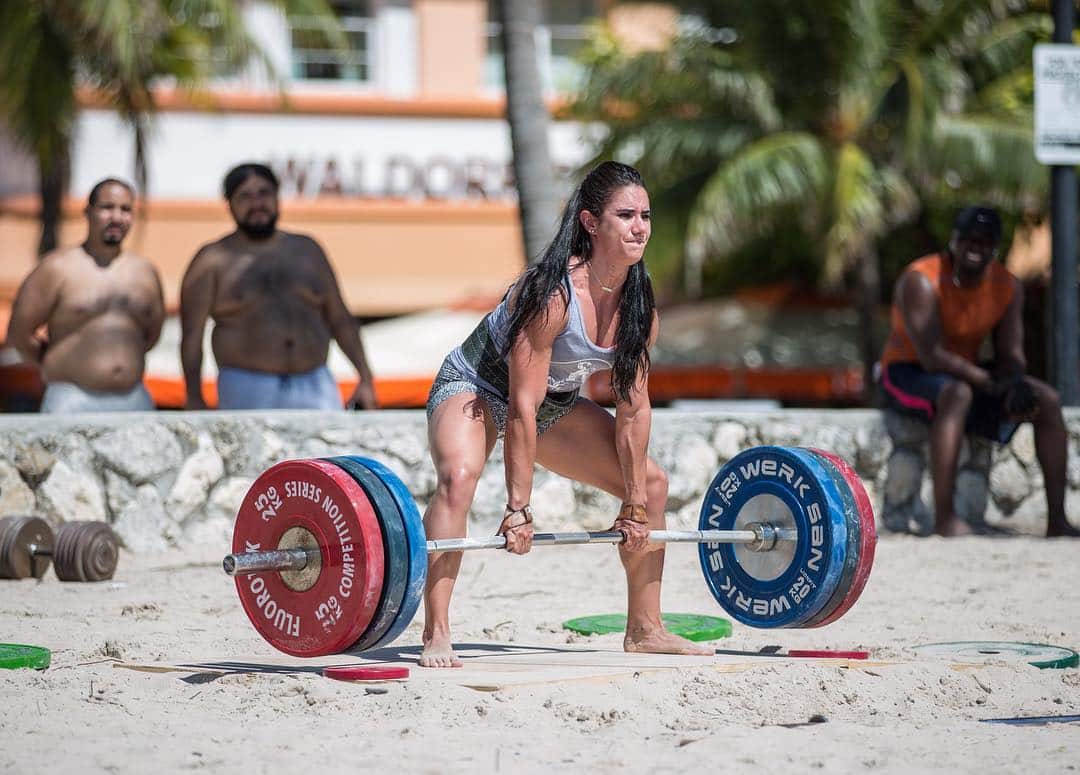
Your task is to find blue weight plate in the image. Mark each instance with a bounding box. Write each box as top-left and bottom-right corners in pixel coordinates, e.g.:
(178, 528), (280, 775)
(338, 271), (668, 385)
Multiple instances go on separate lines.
(799, 448), (862, 628)
(698, 446), (849, 628)
(346, 456), (427, 650)
(324, 457), (408, 652)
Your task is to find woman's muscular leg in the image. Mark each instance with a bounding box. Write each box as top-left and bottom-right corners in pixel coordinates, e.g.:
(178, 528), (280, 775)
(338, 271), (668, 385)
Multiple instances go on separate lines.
(421, 393), (498, 667)
(536, 399), (712, 656)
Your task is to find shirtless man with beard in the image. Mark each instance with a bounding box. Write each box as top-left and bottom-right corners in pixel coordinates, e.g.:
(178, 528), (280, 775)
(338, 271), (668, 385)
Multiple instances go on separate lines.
(5, 178), (164, 412)
(180, 163), (377, 411)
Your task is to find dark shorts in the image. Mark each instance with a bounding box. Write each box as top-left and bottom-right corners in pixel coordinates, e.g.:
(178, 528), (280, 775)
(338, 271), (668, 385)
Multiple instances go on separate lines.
(880, 362), (1019, 444)
(426, 358), (579, 438)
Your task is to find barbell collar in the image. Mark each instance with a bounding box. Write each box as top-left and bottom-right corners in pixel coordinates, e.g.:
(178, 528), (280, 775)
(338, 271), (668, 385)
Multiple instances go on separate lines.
(222, 524), (800, 576)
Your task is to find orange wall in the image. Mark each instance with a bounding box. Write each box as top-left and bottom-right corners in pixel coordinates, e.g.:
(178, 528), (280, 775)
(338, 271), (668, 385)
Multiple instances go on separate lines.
(416, 0), (487, 97)
(0, 197), (525, 315)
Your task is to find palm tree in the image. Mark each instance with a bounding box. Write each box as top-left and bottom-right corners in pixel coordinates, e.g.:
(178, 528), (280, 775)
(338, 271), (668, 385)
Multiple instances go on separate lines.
(573, 0), (1050, 394)
(0, 0), (339, 256)
(494, 0), (561, 265)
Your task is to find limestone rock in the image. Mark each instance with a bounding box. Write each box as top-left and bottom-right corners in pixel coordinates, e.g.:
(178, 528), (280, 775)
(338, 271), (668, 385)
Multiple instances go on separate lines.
(92, 424), (182, 484)
(112, 484), (178, 552)
(883, 449), (924, 506)
(104, 469), (137, 520)
(1009, 424), (1037, 468)
(206, 477), (254, 523)
(0, 458), (35, 515)
(989, 457), (1033, 510)
(37, 459), (106, 524)
(883, 410), (929, 448)
(10, 441), (55, 486)
(166, 434), (225, 522)
(954, 469), (989, 527)
(855, 424), (890, 479)
(529, 476), (578, 531)
(661, 434), (717, 506)
(183, 515), (233, 547)
(713, 422), (748, 462)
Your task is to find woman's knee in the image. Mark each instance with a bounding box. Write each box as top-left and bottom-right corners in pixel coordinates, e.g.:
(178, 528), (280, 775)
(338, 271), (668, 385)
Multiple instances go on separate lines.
(434, 463), (483, 512)
(645, 460), (669, 507)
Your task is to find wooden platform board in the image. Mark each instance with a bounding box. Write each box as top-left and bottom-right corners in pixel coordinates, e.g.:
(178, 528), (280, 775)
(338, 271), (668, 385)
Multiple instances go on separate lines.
(110, 642), (890, 692)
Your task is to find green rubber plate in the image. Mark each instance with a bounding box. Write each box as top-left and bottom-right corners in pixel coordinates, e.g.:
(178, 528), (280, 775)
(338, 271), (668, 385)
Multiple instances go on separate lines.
(912, 641), (1079, 669)
(0, 643), (51, 670)
(562, 613), (732, 642)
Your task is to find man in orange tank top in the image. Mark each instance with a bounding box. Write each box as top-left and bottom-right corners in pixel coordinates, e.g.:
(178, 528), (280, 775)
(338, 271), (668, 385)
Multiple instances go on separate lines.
(880, 206), (1077, 537)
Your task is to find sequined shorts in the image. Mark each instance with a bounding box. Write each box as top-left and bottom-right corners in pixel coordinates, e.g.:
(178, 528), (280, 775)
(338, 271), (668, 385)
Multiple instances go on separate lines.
(426, 358), (578, 438)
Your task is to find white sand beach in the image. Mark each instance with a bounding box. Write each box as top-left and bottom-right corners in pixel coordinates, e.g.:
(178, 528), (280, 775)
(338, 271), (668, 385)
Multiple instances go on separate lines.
(1, 533), (1078, 774)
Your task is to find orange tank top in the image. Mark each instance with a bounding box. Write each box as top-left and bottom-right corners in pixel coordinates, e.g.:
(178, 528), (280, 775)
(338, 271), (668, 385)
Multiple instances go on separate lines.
(880, 253), (1015, 368)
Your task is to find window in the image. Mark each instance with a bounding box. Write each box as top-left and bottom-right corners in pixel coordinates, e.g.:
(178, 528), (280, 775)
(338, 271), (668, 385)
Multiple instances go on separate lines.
(290, 0), (374, 82)
(485, 0), (602, 94)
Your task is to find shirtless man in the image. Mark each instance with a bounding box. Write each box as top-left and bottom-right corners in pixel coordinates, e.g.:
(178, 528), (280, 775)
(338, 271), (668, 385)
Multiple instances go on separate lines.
(180, 163), (376, 410)
(5, 178), (164, 413)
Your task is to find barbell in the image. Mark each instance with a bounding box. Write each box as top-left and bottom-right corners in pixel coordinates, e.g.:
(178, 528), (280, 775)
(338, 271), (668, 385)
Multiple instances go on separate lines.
(223, 446), (877, 657)
(0, 515), (120, 582)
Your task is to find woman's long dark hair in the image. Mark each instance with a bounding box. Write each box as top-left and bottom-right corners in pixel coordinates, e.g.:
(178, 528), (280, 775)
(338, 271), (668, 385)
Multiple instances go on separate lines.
(501, 161), (655, 403)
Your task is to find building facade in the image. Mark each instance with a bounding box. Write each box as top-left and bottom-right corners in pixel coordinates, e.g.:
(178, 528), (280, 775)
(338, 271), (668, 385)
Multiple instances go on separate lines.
(1, 0), (675, 315)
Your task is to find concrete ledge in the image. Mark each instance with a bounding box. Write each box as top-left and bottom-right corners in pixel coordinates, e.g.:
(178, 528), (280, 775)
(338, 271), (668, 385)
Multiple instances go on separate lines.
(2, 408), (1077, 551)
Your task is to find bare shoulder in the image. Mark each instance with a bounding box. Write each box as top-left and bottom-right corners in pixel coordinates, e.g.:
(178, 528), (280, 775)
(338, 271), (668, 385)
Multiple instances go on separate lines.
(896, 267), (934, 304)
(27, 246), (81, 282)
(282, 231), (329, 258)
(123, 252), (162, 276)
(187, 237), (232, 270)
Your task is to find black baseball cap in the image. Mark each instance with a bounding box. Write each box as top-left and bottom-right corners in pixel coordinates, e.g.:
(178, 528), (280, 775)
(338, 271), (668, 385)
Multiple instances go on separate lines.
(952, 205), (1002, 243)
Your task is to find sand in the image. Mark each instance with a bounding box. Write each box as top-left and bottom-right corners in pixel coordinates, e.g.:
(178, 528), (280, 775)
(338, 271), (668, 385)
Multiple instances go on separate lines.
(1, 534), (1078, 774)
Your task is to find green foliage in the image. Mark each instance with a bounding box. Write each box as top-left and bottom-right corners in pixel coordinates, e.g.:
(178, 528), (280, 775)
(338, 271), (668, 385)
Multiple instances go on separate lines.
(572, 0), (1051, 300)
(0, 0), (341, 253)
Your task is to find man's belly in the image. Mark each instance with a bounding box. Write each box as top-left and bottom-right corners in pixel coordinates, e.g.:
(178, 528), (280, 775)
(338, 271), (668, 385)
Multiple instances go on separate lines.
(211, 317), (331, 375)
(43, 323), (147, 393)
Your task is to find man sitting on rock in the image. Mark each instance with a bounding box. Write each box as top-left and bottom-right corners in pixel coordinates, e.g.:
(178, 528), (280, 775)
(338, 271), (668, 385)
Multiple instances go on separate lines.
(879, 205), (1078, 537)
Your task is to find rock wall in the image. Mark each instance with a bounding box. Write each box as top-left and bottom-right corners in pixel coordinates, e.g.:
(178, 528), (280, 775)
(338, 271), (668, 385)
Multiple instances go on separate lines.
(1, 408), (1077, 552)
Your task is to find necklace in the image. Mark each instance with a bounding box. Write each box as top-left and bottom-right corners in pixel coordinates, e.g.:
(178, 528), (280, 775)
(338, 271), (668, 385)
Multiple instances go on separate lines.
(589, 269), (618, 294)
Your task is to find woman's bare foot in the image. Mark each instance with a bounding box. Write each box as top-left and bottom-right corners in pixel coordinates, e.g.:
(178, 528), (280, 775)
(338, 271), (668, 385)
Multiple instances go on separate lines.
(420, 629), (462, 668)
(624, 626), (714, 656)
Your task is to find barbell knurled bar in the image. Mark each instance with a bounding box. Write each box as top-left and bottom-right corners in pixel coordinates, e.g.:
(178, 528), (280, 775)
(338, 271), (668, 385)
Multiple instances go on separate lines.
(223, 523), (801, 577)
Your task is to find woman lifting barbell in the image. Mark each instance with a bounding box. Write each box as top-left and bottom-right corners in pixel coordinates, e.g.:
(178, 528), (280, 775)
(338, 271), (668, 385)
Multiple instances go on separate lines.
(421, 161), (713, 668)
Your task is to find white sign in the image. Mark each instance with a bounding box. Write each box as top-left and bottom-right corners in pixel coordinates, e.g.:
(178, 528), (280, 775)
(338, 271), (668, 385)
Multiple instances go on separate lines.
(72, 109), (593, 200)
(1034, 44), (1080, 165)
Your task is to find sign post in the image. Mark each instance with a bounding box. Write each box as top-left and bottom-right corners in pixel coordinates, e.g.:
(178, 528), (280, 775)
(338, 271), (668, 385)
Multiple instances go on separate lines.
(1034, 19), (1080, 405)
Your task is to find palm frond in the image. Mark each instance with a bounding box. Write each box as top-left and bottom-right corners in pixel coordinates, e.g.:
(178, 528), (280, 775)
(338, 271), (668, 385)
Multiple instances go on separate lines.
(919, 114), (1045, 210)
(573, 27), (781, 133)
(823, 144), (918, 287)
(685, 132), (828, 284)
(0, 2), (77, 172)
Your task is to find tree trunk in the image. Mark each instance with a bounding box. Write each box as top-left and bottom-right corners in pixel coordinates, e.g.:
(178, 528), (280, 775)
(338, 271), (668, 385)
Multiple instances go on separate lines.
(857, 245), (882, 405)
(496, 0), (560, 266)
(36, 149), (68, 257)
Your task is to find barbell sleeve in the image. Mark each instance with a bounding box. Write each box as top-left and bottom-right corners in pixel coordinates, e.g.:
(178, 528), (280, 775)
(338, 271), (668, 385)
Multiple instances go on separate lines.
(222, 524), (799, 577)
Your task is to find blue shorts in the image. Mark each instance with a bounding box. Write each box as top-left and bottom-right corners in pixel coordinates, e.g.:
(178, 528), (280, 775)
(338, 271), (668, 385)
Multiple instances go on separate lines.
(880, 362), (1019, 443)
(217, 365), (342, 410)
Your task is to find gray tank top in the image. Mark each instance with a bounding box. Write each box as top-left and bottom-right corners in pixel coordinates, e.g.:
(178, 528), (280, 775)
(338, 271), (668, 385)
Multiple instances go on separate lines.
(448, 273), (615, 398)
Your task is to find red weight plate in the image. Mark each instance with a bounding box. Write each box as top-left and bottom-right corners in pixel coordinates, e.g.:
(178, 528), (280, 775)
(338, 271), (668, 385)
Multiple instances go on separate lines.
(323, 665), (410, 681)
(232, 459), (385, 657)
(806, 449), (877, 627)
(788, 649), (869, 660)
